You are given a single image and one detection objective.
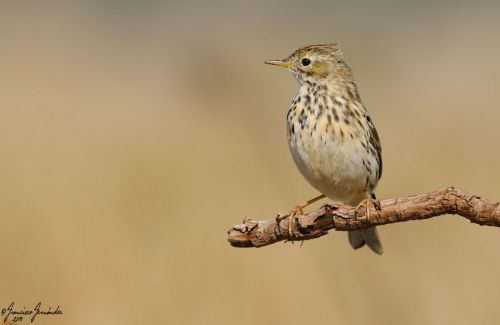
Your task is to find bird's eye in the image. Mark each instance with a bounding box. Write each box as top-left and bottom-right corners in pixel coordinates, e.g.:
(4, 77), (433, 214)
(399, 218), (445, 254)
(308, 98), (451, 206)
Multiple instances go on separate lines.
(301, 58), (311, 66)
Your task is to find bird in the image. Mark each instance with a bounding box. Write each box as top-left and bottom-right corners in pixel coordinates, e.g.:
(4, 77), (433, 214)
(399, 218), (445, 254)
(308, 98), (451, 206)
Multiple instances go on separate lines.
(265, 43), (383, 255)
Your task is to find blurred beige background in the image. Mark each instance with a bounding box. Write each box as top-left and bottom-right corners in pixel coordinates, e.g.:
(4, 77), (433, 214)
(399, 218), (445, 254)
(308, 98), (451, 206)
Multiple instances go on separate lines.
(1, 1), (500, 324)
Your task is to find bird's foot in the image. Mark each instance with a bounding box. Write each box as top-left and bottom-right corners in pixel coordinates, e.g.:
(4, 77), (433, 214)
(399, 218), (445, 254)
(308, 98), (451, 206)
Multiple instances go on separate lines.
(286, 205), (305, 240)
(355, 198), (381, 219)
(281, 194), (325, 241)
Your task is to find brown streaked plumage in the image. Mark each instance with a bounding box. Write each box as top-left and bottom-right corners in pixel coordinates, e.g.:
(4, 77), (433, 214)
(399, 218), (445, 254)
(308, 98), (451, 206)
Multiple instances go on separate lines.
(266, 43), (383, 254)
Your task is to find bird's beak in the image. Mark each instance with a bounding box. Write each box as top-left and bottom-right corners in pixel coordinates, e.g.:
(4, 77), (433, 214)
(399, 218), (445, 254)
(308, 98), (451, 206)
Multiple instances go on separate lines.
(264, 59), (290, 68)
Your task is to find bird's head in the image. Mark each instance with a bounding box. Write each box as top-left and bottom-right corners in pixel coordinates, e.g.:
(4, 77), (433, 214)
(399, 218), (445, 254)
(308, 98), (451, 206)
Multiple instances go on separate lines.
(265, 43), (351, 85)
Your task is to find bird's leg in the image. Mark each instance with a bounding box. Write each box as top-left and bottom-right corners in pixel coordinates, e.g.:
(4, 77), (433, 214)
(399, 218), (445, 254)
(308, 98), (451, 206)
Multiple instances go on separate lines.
(355, 192), (381, 219)
(287, 194), (325, 239)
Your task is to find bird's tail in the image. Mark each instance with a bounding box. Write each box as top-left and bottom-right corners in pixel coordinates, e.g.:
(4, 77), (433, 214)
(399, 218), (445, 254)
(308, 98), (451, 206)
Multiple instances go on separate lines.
(348, 227), (383, 255)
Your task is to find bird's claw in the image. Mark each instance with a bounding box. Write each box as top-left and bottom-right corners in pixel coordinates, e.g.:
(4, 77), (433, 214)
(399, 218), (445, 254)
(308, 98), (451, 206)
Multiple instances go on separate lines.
(355, 198), (381, 218)
(287, 206), (304, 240)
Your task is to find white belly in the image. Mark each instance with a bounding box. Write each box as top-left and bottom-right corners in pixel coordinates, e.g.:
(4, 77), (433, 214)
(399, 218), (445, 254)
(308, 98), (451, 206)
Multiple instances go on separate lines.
(288, 119), (377, 205)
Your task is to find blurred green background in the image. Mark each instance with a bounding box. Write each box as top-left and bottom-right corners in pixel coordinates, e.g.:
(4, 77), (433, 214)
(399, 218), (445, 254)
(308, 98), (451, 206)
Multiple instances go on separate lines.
(1, 1), (500, 324)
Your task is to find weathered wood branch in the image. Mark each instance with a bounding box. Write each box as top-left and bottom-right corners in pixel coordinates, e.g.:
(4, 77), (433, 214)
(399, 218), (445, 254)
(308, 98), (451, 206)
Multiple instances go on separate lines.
(227, 187), (500, 248)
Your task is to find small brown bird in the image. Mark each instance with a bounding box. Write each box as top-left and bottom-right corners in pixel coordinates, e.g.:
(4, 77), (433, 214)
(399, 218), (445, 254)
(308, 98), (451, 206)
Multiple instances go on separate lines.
(266, 43), (383, 254)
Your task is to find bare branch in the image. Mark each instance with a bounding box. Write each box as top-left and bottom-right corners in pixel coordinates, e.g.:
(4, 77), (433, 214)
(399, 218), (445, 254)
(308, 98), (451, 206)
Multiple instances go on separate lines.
(227, 187), (500, 248)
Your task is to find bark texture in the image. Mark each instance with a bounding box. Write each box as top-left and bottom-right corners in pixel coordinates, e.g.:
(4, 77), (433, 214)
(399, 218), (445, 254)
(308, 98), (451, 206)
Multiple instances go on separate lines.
(227, 187), (500, 248)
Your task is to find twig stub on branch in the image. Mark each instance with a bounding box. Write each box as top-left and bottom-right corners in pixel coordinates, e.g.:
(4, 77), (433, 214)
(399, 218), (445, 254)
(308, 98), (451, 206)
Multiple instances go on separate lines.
(227, 187), (500, 248)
